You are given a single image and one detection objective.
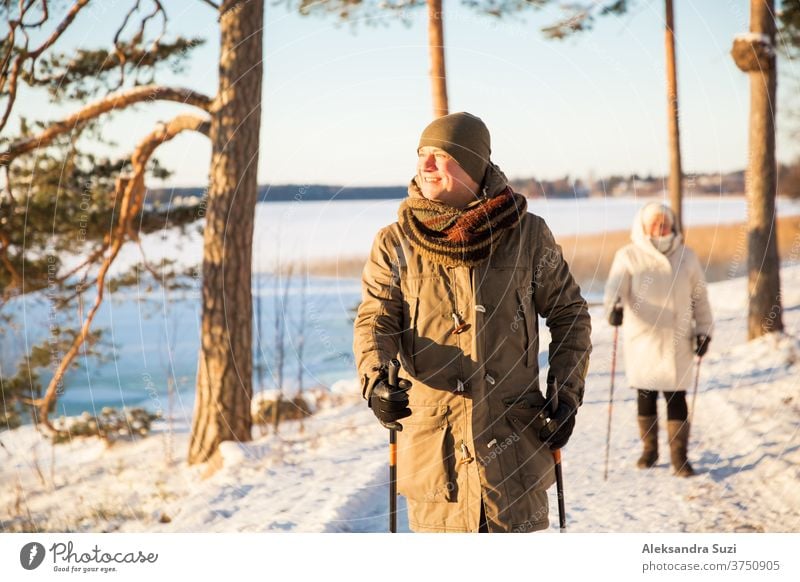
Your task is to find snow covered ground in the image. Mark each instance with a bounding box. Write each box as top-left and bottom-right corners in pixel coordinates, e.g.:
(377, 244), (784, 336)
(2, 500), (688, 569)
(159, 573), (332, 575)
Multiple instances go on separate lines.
(2, 265), (799, 533)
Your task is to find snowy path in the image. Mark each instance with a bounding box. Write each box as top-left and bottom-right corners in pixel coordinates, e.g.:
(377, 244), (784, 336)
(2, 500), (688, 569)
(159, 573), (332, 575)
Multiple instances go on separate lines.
(2, 268), (799, 533)
(324, 285), (800, 533)
(318, 268), (800, 533)
(562, 300), (800, 533)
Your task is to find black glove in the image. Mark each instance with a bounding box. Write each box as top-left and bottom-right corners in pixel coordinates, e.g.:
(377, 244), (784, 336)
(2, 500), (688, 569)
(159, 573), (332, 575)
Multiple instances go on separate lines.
(608, 305), (623, 327)
(539, 383), (578, 451)
(695, 334), (711, 357)
(367, 365), (412, 431)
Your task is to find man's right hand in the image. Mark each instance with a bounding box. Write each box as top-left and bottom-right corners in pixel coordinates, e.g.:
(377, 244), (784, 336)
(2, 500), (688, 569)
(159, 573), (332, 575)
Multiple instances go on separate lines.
(608, 305), (623, 327)
(367, 366), (412, 431)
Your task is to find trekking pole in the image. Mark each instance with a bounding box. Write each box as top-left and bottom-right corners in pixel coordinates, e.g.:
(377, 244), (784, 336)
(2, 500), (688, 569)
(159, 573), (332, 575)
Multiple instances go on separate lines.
(690, 356), (701, 422)
(689, 355), (703, 430)
(387, 359), (400, 533)
(603, 325), (620, 481)
(546, 383), (567, 533)
(552, 448), (566, 533)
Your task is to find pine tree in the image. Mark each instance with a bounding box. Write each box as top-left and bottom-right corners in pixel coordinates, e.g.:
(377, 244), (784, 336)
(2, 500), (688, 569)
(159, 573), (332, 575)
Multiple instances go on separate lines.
(188, 0), (264, 465)
(0, 1), (211, 431)
(732, 0), (783, 339)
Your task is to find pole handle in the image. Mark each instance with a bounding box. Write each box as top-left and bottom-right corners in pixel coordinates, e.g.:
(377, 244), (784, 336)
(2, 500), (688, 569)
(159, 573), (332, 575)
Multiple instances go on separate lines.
(387, 359), (400, 387)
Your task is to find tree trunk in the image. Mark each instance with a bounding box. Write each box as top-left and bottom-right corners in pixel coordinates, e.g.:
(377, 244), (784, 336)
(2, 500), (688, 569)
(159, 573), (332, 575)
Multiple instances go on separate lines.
(664, 0), (683, 233)
(744, 0), (783, 340)
(427, 0), (448, 118)
(189, 0), (264, 465)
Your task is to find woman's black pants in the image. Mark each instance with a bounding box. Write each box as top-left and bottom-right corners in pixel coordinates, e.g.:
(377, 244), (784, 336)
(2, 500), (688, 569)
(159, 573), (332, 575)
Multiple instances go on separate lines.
(636, 389), (688, 421)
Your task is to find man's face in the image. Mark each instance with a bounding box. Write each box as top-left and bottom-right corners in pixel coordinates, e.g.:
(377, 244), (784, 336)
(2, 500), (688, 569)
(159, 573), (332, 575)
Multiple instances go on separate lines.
(416, 146), (480, 208)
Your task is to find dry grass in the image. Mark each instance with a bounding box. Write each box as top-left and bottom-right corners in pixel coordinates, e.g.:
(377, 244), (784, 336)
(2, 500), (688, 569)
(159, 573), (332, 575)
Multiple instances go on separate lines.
(297, 214), (800, 297)
(558, 214), (800, 296)
(301, 256), (367, 278)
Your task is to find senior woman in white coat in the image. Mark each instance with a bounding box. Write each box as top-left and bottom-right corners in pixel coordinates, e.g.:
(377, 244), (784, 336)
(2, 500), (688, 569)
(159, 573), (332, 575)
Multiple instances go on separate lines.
(604, 202), (713, 477)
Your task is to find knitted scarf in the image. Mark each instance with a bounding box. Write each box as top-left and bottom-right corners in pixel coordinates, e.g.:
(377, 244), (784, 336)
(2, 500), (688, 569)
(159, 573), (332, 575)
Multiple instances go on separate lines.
(398, 178), (528, 267)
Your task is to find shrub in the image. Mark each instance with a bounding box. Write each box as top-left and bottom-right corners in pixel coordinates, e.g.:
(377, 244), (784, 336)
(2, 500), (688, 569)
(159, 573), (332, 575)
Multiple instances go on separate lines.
(51, 407), (161, 444)
(252, 394), (312, 425)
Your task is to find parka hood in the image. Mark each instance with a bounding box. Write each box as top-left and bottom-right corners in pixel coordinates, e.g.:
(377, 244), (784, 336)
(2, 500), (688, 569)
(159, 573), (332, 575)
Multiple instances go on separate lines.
(631, 201), (683, 256)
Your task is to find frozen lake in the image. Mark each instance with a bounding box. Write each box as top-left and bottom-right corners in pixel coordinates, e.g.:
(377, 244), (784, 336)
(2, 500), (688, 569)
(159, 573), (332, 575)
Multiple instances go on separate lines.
(3, 275), (364, 420)
(111, 195), (800, 273)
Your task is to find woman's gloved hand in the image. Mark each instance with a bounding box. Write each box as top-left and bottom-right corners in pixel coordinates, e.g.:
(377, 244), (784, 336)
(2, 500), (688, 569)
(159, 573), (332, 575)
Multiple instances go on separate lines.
(695, 334), (711, 357)
(608, 305), (623, 327)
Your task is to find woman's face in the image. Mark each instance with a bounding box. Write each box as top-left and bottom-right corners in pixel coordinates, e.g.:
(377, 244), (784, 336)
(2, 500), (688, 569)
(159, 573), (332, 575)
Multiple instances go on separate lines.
(646, 213), (673, 237)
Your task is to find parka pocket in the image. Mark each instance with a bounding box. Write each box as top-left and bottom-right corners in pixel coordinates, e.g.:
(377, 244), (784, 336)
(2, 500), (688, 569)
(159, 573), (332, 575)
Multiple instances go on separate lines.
(397, 404), (455, 503)
(399, 296), (419, 377)
(504, 405), (557, 493)
(516, 287), (537, 368)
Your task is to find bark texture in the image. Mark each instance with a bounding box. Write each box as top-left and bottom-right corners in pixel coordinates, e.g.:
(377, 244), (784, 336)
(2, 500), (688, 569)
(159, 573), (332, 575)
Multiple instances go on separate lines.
(189, 0), (264, 464)
(427, 0), (449, 118)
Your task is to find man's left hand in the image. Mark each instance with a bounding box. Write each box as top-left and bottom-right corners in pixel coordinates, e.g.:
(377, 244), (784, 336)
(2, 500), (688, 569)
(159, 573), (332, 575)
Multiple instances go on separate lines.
(539, 390), (578, 451)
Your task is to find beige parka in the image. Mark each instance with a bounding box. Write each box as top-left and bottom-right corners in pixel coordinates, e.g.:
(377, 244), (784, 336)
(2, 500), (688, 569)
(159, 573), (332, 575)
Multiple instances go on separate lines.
(603, 203), (714, 392)
(352, 172), (592, 533)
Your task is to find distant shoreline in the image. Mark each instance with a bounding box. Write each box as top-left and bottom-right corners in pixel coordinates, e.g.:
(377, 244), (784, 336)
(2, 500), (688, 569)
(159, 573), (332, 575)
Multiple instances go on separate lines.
(148, 182), (753, 206)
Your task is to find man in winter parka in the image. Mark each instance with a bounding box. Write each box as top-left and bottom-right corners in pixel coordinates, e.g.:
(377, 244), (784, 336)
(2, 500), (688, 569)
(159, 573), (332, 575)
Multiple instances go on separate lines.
(604, 202), (713, 477)
(352, 112), (592, 533)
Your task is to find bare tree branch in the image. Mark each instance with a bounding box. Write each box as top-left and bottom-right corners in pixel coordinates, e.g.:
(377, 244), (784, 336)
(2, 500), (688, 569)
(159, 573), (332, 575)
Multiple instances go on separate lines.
(113, 0), (143, 86)
(0, 56), (25, 133)
(1, 1), (90, 131)
(0, 1), (38, 93)
(1, 0), (181, 132)
(29, 0), (91, 59)
(111, 0), (168, 88)
(20, 0), (91, 89)
(24, 0), (50, 29)
(0, 85), (214, 165)
(25, 113), (210, 433)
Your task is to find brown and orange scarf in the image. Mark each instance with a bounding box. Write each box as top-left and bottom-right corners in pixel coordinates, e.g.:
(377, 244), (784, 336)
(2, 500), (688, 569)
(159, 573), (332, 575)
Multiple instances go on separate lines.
(398, 177), (528, 267)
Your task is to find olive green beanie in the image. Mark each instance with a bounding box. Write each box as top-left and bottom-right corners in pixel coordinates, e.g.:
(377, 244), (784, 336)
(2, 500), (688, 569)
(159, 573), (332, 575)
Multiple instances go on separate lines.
(417, 112), (491, 185)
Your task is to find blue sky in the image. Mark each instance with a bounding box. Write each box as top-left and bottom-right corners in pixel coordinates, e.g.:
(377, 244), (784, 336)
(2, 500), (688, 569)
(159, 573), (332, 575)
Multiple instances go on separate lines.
(7, 0), (800, 187)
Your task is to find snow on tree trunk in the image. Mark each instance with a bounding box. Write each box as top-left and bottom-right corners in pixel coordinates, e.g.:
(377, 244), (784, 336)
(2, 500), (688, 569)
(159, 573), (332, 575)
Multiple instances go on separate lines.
(731, 0), (783, 340)
(427, 0), (449, 118)
(189, 0), (264, 465)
